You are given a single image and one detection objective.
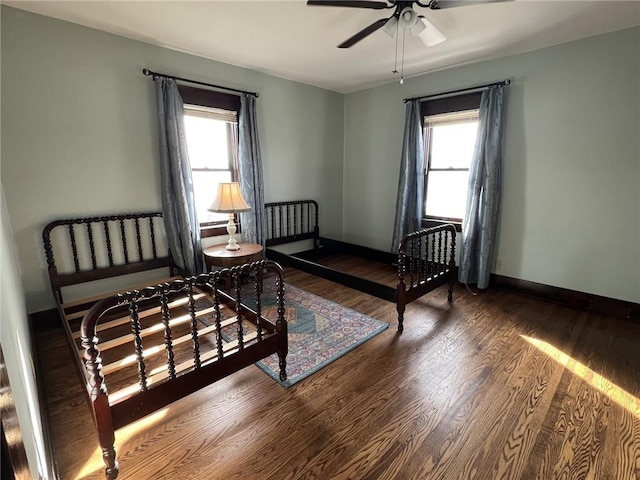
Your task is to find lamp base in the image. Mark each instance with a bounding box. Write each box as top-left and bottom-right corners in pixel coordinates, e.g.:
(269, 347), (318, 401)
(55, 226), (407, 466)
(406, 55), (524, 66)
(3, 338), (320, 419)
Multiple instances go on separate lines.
(225, 241), (240, 251)
(225, 213), (240, 250)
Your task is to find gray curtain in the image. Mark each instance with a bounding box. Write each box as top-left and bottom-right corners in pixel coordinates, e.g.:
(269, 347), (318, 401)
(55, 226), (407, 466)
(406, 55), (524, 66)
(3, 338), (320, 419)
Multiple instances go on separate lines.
(238, 94), (265, 245)
(459, 86), (505, 288)
(155, 78), (204, 275)
(391, 100), (425, 253)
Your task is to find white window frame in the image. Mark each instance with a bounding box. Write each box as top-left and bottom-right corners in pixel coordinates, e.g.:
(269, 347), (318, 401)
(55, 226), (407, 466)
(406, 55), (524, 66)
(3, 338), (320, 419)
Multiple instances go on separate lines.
(183, 104), (238, 228)
(423, 109), (479, 224)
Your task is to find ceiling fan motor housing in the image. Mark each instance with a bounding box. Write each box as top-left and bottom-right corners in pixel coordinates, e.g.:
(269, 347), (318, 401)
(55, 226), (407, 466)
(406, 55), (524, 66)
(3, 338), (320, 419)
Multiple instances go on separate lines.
(398, 6), (418, 29)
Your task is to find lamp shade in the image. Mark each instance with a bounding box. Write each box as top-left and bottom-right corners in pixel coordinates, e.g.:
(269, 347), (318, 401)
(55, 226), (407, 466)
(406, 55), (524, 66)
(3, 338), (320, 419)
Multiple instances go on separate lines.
(208, 182), (251, 213)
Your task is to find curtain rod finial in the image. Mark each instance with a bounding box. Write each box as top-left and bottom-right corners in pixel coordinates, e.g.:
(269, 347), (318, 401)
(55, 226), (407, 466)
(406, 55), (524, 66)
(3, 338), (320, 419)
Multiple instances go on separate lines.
(142, 68), (159, 81)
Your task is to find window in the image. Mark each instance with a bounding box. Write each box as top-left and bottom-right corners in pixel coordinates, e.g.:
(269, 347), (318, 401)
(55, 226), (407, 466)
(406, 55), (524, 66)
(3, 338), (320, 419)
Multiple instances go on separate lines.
(178, 85), (241, 237)
(184, 106), (236, 225)
(422, 92), (481, 229)
(424, 110), (479, 221)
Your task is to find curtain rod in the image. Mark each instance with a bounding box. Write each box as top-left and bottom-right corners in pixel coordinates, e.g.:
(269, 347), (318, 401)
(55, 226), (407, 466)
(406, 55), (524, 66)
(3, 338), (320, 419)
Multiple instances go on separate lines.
(403, 79), (510, 103)
(142, 68), (259, 98)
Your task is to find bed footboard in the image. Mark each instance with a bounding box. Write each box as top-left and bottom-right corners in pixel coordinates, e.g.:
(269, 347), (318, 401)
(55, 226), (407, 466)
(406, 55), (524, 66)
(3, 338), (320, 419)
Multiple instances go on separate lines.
(396, 224), (457, 332)
(80, 260), (286, 479)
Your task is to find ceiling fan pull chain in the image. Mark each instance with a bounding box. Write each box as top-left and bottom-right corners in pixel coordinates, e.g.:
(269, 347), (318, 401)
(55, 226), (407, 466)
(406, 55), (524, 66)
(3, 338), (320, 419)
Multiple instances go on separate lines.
(392, 19), (399, 74)
(400, 28), (406, 85)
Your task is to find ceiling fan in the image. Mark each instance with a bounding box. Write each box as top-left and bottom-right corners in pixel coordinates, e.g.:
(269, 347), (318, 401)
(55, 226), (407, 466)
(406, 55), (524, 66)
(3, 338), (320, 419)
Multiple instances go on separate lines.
(307, 0), (495, 49)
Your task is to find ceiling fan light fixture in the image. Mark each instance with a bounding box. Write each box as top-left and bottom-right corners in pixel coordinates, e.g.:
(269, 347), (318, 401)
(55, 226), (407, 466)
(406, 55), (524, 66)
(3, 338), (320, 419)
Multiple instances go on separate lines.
(410, 17), (427, 37)
(382, 16), (398, 38)
(418, 18), (446, 46)
(397, 7), (418, 29)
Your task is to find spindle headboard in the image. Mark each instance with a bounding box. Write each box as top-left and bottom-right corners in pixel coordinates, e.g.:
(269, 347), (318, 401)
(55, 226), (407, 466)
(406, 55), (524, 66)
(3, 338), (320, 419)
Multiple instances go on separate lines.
(42, 212), (175, 304)
(265, 200), (320, 256)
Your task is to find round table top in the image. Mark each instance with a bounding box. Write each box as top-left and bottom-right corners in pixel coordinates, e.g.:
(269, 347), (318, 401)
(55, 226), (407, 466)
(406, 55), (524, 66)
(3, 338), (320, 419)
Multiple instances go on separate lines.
(203, 242), (263, 259)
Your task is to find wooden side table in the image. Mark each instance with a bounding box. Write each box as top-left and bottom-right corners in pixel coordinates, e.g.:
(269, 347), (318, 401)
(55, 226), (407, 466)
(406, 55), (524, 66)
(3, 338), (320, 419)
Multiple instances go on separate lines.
(203, 242), (264, 290)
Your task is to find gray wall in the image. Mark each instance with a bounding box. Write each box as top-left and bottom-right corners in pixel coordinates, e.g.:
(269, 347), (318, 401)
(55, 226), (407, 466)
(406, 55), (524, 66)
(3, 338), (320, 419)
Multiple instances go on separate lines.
(343, 27), (640, 304)
(1, 8), (638, 308)
(1, 6), (345, 313)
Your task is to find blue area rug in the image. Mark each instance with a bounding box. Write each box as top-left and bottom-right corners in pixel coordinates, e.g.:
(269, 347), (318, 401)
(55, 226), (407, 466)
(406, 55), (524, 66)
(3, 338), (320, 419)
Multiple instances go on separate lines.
(243, 284), (388, 388)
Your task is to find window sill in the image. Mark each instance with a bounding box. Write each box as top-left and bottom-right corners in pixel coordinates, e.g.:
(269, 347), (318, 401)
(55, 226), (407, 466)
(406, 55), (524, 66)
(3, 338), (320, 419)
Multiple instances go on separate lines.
(200, 225), (228, 238)
(201, 223), (245, 239)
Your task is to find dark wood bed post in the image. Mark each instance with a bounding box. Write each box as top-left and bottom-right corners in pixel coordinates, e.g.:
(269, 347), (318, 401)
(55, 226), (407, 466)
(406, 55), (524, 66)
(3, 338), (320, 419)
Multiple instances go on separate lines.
(312, 200), (320, 260)
(448, 230), (457, 302)
(81, 298), (121, 479)
(42, 222), (64, 304)
(396, 248), (407, 333)
(275, 271), (288, 381)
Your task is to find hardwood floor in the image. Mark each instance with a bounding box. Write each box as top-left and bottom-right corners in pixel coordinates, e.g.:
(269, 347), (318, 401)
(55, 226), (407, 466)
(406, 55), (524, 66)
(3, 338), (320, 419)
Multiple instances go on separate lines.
(37, 264), (640, 479)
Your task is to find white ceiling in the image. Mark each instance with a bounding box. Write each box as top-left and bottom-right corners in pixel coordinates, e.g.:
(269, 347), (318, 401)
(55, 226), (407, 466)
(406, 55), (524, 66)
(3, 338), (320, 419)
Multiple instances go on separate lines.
(4, 0), (639, 93)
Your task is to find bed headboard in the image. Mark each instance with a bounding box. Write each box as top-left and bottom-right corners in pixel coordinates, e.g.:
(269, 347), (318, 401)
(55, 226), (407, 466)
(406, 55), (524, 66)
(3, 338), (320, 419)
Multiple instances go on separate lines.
(42, 212), (175, 304)
(264, 200), (319, 249)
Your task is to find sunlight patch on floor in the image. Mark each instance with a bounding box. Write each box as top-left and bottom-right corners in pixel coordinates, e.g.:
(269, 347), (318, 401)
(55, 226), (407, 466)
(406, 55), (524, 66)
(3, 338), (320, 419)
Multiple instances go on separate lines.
(74, 408), (169, 480)
(521, 335), (639, 418)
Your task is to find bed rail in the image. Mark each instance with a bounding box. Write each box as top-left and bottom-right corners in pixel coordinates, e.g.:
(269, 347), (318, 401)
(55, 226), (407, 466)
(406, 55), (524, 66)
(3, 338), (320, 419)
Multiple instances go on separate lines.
(396, 224), (457, 331)
(43, 212), (174, 304)
(264, 199), (457, 332)
(265, 200), (319, 256)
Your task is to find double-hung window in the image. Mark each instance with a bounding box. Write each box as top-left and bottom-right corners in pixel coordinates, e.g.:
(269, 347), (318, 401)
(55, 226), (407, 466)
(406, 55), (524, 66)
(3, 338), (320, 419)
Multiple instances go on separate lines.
(179, 85), (241, 238)
(422, 92), (481, 230)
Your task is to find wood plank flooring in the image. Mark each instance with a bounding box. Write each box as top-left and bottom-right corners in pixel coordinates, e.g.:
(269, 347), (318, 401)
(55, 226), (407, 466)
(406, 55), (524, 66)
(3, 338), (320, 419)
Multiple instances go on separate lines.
(36, 263), (640, 479)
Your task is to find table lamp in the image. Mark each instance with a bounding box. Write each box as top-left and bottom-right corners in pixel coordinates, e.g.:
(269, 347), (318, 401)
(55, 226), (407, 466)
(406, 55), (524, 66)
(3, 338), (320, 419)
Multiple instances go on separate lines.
(208, 182), (251, 250)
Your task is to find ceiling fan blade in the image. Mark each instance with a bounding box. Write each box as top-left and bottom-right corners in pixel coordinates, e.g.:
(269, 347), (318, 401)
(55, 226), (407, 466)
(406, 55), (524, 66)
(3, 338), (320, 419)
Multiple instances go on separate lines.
(338, 17), (390, 48)
(307, 0), (389, 9)
(427, 0), (510, 9)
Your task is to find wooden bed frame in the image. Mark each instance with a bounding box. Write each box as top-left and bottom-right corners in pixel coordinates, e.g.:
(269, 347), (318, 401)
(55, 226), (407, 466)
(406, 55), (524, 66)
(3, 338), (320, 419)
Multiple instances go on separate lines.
(264, 200), (456, 332)
(42, 212), (287, 479)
